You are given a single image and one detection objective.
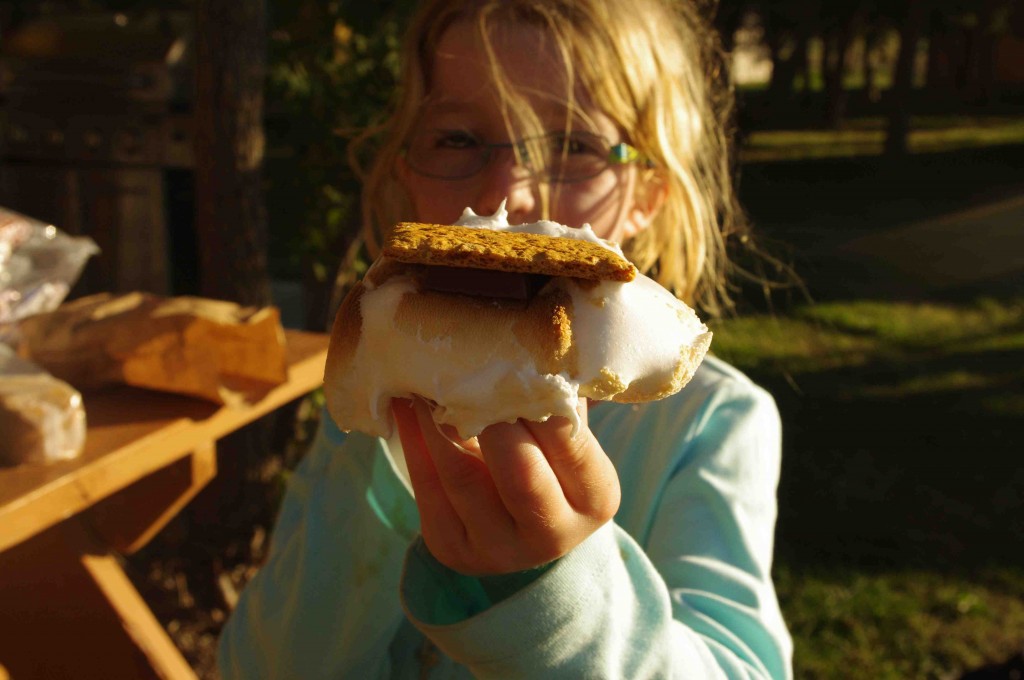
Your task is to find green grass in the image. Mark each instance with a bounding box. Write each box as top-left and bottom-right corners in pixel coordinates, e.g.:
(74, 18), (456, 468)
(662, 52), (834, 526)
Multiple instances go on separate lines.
(711, 297), (1024, 678)
(710, 297), (1024, 376)
(741, 116), (1024, 162)
(777, 565), (1024, 680)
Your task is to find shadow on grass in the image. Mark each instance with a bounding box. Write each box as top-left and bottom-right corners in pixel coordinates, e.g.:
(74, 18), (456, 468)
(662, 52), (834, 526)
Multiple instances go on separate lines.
(713, 294), (1024, 676)
(727, 141), (1024, 677)
(741, 144), (1024, 235)
(736, 143), (1024, 571)
(754, 346), (1024, 572)
(739, 143), (1024, 307)
(767, 361), (1024, 678)
(756, 339), (1024, 676)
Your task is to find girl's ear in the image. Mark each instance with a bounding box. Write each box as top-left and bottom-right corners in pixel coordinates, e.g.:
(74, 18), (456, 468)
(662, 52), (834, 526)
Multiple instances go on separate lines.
(620, 171), (668, 241)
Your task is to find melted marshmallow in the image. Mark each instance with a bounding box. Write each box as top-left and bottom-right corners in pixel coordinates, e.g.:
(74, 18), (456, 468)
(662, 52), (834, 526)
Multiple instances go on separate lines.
(341, 203), (710, 439)
(455, 201), (617, 250)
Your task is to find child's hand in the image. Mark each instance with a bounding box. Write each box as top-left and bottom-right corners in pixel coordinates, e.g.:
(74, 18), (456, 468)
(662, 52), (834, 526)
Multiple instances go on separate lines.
(392, 396), (621, 575)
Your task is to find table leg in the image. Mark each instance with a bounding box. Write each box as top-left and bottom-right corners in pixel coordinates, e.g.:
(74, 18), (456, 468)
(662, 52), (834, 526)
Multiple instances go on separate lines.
(79, 535), (199, 680)
(87, 441), (218, 555)
(0, 516), (197, 679)
(0, 444), (219, 680)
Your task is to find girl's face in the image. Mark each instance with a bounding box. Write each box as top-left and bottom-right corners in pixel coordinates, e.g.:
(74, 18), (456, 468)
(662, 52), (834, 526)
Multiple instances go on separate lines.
(398, 21), (659, 245)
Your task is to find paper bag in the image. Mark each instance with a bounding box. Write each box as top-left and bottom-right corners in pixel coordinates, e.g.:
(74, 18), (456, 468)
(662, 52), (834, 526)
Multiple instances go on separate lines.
(18, 292), (288, 406)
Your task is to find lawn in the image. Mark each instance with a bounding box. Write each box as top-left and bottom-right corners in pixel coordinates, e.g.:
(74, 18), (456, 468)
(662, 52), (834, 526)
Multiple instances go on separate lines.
(721, 131), (1024, 678)
(742, 115), (1024, 162)
(711, 297), (1024, 678)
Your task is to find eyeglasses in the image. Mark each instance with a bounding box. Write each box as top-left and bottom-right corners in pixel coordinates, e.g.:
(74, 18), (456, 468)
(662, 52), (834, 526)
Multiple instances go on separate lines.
(404, 130), (649, 183)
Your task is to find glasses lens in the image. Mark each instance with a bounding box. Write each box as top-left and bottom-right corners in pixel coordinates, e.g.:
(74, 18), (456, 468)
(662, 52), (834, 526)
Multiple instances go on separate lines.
(405, 130), (631, 182)
(536, 132), (614, 182)
(406, 130), (488, 179)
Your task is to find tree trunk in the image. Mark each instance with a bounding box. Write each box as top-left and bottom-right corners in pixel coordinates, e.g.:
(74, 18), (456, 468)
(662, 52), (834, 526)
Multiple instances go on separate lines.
(925, 16), (952, 98)
(194, 0), (271, 307)
(765, 8), (808, 108)
(189, 0), (277, 541)
(964, 0), (1000, 105)
(824, 21), (855, 127)
(863, 27), (880, 101)
(886, 0), (928, 156)
(766, 32), (797, 101)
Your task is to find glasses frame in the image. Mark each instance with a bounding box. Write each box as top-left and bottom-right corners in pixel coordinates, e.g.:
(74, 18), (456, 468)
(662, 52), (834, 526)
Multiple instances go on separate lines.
(404, 131), (649, 183)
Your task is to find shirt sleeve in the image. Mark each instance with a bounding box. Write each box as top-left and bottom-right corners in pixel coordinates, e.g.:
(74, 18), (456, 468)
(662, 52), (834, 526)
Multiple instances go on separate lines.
(647, 380), (792, 679)
(399, 379), (792, 680)
(217, 416), (419, 680)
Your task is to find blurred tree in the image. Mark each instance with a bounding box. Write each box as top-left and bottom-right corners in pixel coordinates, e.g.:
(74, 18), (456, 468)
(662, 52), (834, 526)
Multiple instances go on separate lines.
(726, 0), (1023, 133)
(961, 0), (1016, 106)
(712, 0), (747, 53)
(194, 0), (271, 307)
(738, 0), (869, 127)
(761, 1), (818, 110)
(264, 0), (416, 330)
(821, 0), (868, 127)
(925, 4), (957, 98)
(190, 0), (281, 551)
(885, 0), (928, 156)
(858, 3), (891, 103)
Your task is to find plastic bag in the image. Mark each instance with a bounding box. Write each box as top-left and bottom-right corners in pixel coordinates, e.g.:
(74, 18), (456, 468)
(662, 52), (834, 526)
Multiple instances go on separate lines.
(0, 207), (96, 465)
(0, 344), (86, 466)
(1, 206), (99, 346)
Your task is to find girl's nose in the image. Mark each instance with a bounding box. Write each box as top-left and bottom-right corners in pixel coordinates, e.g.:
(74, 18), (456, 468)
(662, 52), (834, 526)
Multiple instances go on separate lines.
(473, 148), (538, 223)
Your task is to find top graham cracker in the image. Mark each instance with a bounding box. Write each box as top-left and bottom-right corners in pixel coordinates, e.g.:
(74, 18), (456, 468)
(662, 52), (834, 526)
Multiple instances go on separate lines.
(382, 222), (637, 282)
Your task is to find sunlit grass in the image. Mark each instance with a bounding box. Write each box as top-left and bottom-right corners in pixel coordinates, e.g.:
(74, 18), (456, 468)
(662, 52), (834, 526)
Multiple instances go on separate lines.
(982, 392), (1024, 417)
(711, 297), (1024, 381)
(707, 314), (875, 374)
(800, 298), (1024, 347)
(776, 565), (1024, 680)
(716, 297), (1024, 677)
(741, 116), (1024, 162)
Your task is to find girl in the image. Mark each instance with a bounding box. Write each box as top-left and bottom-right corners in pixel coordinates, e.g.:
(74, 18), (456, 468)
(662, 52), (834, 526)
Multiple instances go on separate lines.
(219, 0), (793, 677)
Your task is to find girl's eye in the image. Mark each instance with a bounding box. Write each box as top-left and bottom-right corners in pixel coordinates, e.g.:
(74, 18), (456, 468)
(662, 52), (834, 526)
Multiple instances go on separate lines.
(434, 131), (479, 150)
(551, 133), (605, 157)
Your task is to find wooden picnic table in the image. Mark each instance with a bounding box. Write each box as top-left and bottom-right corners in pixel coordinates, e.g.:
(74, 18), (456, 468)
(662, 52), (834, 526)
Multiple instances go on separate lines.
(0, 329), (329, 680)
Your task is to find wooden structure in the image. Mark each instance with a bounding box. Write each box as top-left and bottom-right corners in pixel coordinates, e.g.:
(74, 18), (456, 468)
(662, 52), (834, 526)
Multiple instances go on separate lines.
(0, 12), (194, 296)
(0, 329), (328, 679)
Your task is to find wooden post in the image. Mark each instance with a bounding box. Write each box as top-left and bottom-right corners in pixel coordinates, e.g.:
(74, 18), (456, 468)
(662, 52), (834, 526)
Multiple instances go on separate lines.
(193, 0), (271, 307)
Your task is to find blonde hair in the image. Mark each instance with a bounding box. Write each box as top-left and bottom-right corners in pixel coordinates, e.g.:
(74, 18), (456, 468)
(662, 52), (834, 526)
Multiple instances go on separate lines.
(353, 0), (749, 317)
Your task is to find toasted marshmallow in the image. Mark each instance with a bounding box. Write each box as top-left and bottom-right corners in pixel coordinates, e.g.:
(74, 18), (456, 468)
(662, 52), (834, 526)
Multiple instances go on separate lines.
(324, 205), (711, 439)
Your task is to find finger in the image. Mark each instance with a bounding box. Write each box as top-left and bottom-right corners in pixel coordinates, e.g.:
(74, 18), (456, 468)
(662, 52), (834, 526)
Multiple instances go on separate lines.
(391, 398), (465, 543)
(408, 398), (515, 540)
(476, 420), (571, 532)
(524, 400), (620, 523)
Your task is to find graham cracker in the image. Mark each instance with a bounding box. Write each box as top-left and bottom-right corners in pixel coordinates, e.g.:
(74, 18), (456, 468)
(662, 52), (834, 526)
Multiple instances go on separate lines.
(383, 222), (636, 282)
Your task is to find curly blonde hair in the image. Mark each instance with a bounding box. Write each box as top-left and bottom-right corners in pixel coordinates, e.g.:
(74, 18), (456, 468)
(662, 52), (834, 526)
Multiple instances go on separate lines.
(353, 0), (750, 317)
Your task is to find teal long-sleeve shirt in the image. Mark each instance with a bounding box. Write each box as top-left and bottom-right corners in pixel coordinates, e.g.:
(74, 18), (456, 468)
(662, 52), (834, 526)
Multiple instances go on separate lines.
(218, 356), (793, 679)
